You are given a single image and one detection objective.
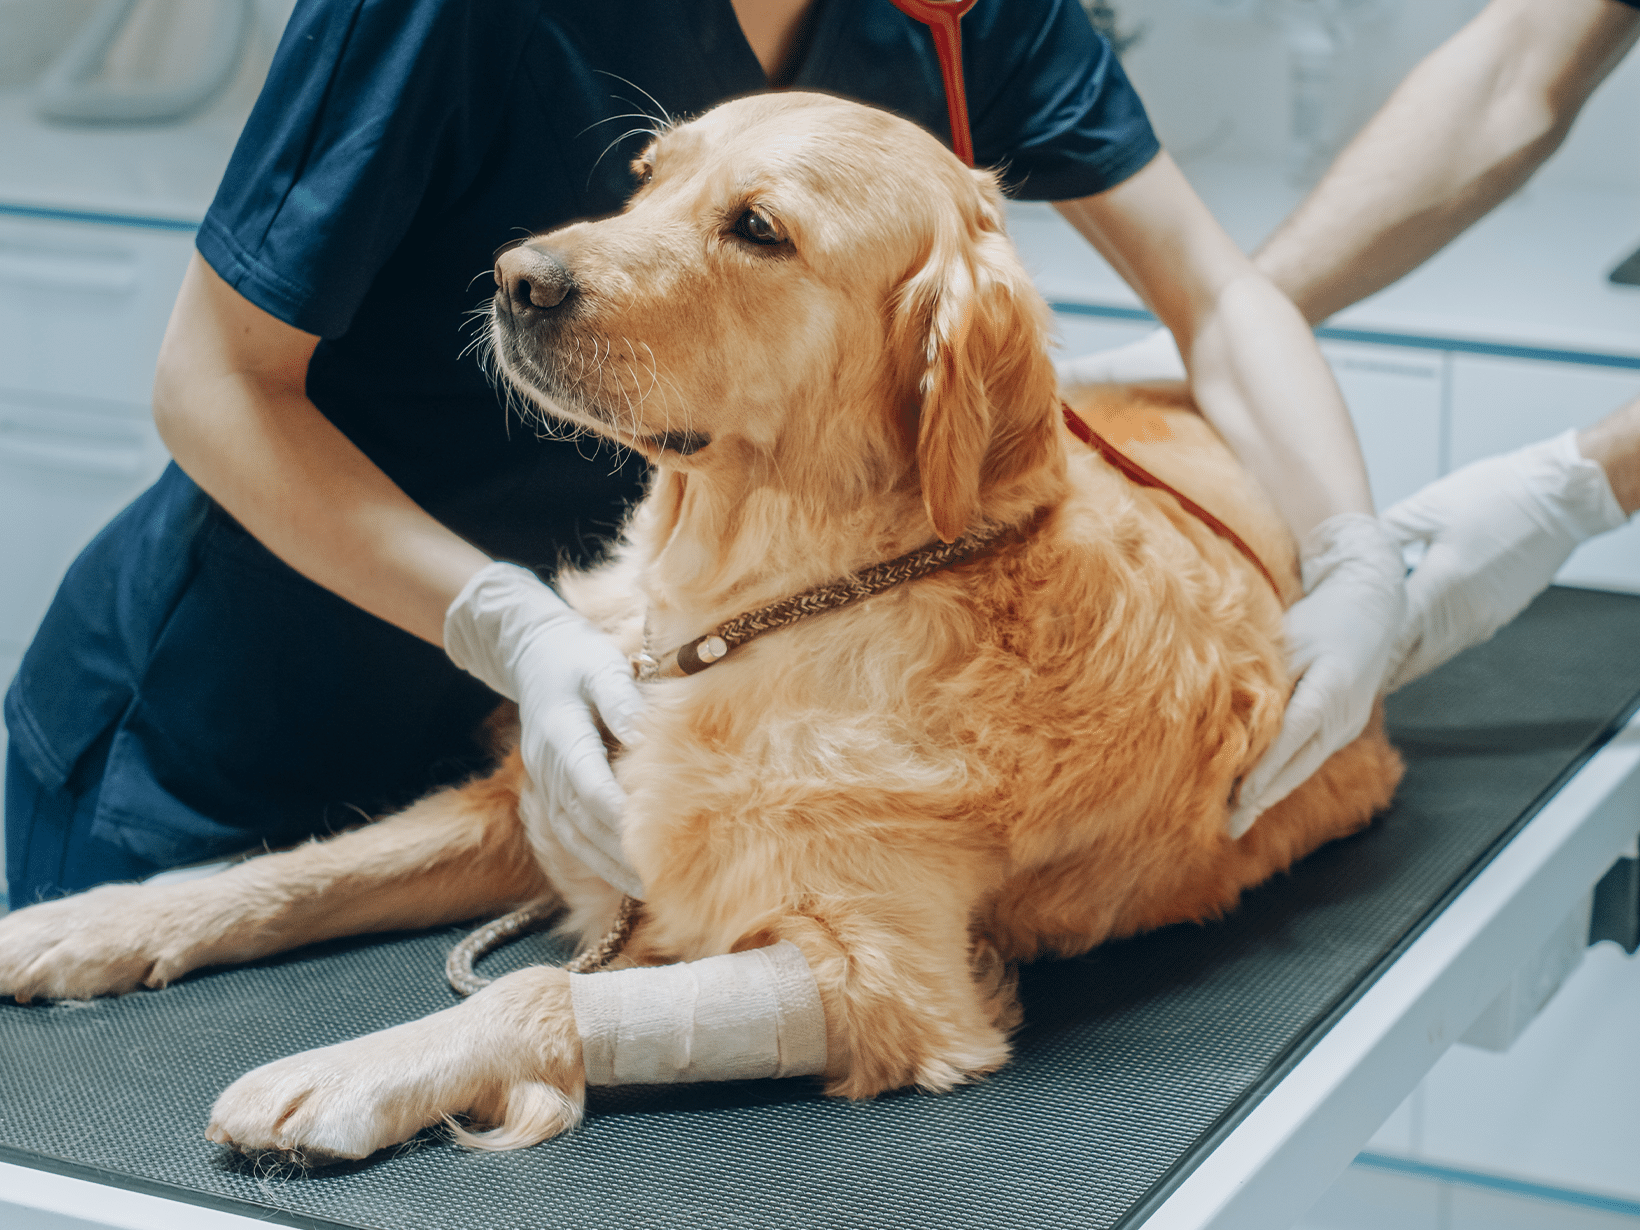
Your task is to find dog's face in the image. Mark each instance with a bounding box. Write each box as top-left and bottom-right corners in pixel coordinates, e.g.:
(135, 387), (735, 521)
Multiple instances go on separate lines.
(490, 92), (1058, 540)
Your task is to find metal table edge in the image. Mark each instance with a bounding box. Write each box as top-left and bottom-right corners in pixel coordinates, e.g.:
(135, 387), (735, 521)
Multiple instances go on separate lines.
(1135, 710), (1640, 1230)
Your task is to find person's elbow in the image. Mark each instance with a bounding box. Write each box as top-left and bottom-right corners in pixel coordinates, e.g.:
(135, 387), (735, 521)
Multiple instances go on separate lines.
(1470, 0), (1634, 188)
(149, 326), (239, 472)
(1481, 89), (1574, 191)
(149, 253), (318, 461)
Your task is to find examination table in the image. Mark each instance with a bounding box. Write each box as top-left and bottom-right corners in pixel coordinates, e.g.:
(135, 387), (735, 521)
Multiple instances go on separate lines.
(3, 585), (1639, 1230)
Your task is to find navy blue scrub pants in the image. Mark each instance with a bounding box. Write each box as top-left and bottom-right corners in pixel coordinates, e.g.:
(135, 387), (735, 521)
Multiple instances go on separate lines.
(5, 732), (157, 906)
(2, 466), (507, 908)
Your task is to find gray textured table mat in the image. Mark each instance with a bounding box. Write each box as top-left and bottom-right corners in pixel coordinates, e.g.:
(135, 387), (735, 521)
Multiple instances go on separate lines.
(3, 586), (1639, 1230)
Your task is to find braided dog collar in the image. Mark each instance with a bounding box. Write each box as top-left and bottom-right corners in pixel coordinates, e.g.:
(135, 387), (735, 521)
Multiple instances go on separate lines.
(632, 519), (1026, 681)
(632, 403), (1283, 683)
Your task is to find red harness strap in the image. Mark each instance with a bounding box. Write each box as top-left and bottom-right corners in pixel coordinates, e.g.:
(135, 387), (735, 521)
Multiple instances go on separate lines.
(886, 0), (979, 166)
(1061, 403), (1284, 600)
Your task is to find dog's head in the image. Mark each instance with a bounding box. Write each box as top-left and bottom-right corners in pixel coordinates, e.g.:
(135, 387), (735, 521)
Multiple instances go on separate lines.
(490, 92), (1059, 541)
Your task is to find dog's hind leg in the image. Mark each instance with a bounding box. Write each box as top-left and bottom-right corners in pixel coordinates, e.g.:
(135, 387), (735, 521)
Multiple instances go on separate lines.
(0, 753), (546, 1002)
(1224, 709), (1404, 894)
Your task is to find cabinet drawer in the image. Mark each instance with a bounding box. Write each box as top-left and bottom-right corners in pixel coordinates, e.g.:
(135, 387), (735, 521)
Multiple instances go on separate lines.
(0, 215), (195, 409)
(1323, 341), (1445, 511)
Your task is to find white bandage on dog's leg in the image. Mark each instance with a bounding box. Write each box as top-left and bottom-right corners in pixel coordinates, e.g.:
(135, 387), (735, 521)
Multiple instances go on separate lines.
(570, 941), (828, 1084)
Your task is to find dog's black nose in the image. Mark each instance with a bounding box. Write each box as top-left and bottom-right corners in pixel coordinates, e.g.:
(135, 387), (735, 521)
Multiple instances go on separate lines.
(495, 244), (575, 315)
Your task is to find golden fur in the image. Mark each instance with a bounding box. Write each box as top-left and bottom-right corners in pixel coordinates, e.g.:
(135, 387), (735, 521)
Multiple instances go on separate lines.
(0, 93), (1400, 1163)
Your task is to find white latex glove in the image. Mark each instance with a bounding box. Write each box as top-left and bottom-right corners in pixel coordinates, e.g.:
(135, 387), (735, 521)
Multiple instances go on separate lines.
(1383, 429), (1629, 693)
(1229, 513), (1406, 839)
(1054, 326), (1186, 388)
(444, 562), (645, 897)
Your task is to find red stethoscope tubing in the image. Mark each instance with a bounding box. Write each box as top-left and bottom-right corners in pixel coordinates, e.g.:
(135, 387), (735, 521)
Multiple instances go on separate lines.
(887, 1), (1282, 597)
(885, 0), (979, 166)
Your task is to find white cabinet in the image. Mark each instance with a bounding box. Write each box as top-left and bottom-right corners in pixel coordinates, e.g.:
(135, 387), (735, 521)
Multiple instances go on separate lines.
(1448, 353), (1640, 464)
(0, 214), (186, 666)
(0, 216), (194, 406)
(1450, 353), (1640, 593)
(1322, 340), (1445, 512)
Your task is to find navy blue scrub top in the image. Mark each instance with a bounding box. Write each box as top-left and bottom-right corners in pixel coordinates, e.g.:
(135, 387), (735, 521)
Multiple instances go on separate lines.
(6, 0), (1159, 876)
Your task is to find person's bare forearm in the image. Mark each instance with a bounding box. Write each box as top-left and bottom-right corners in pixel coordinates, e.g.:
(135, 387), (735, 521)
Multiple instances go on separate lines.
(1058, 155), (1372, 537)
(1578, 397), (1640, 515)
(1256, 0), (1640, 325)
(153, 255), (489, 646)
(1187, 273), (1373, 531)
(158, 373), (487, 644)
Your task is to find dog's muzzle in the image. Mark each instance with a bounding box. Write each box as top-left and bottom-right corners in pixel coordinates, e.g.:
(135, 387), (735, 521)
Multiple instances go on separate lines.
(490, 243), (711, 456)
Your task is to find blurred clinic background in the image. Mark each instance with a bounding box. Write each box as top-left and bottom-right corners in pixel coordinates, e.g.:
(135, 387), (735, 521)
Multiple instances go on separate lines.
(0, 2), (1638, 1227)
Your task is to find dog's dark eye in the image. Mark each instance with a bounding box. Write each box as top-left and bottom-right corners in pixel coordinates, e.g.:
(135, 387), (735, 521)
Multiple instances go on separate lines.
(634, 163), (653, 186)
(734, 208), (785, 247)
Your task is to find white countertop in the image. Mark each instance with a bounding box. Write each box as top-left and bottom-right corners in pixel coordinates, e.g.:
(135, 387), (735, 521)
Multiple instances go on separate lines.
(1008, 157), (1640, 361)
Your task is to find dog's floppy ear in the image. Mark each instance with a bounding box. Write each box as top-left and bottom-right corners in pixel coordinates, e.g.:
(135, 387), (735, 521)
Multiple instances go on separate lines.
(893, 175), (1060, 542)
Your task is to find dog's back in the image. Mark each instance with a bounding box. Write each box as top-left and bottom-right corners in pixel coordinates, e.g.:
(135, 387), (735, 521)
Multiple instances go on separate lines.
(966, 380), (1400, 961)
(794, 388), (1399, 965)
(984, 402), (1399, 959)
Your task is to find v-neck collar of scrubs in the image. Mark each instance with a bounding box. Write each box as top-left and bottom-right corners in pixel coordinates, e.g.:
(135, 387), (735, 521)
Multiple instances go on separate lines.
(692, 0), (840, 96)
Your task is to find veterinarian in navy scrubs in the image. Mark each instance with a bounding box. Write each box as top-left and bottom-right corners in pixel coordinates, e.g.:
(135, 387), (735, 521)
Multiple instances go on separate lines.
(4, 0), (1399, 903)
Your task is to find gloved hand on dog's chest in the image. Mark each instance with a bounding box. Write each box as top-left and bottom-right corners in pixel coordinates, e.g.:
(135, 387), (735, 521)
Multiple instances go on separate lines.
(444, 561), (646, 898)
(1381, 429), (1630, 693)
(1229, 513), (1407, 840)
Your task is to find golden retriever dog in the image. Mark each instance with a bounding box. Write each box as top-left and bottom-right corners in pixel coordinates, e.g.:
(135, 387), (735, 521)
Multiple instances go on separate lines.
(0, 92), (1401, 1163)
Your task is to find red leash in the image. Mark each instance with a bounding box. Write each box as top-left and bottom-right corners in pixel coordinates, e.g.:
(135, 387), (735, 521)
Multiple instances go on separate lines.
(886, 0), (978, 166)
(1061, 404), (1284, 599)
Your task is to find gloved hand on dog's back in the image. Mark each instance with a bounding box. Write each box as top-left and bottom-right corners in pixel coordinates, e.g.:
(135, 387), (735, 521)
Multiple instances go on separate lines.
(1235, 430), (1628, 833)
(444, 561), (646, 898)
(1228, 513), (1406, 838)
(1381, 430), (1630, 693)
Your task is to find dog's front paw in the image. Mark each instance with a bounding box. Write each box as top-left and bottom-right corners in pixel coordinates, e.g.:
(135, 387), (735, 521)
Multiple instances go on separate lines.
(0, 883), (206, 1002)
(207, 968), (584, 1163)
(207, 1030), (449, 1166)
